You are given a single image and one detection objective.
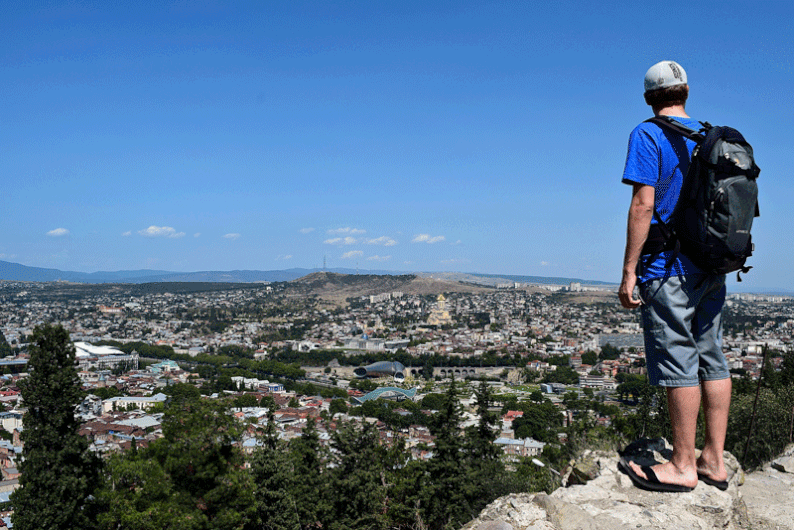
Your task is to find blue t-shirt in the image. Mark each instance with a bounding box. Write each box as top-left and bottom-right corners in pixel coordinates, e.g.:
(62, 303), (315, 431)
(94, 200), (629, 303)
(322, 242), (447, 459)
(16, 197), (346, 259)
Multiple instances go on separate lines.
(622, 116), (703, 282)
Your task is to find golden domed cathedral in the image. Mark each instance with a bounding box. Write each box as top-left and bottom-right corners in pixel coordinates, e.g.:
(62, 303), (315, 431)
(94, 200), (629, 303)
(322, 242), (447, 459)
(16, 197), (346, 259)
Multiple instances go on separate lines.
(427, 294), (452, 326)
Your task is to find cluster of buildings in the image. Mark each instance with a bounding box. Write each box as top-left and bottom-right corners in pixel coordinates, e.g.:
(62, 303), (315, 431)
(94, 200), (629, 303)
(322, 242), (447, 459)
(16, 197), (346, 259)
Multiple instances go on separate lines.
(0, 278), (791, 501)
(2, 278), (792, 381)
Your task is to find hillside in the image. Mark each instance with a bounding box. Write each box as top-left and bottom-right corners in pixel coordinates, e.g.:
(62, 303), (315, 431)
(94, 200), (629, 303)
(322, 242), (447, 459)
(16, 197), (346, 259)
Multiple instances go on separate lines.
(288, 271), (493, 301)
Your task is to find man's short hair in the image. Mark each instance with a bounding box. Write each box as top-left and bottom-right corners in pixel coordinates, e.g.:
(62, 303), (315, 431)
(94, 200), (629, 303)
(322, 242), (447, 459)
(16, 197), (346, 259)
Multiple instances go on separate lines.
(644, 84), (689, 107)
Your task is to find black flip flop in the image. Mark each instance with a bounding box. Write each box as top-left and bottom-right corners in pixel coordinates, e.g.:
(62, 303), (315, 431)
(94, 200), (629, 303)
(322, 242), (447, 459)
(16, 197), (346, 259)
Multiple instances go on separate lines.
(697, 472), (729, 491)
(619, 457), (694, 493)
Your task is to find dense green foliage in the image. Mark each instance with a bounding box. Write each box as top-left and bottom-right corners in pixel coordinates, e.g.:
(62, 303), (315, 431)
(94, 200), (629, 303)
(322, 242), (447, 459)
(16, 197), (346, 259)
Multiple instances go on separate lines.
(88, 381), (567, 530)
(599, 343), (620, 361)
(512, 401), (565, 443)
(97, 397), (255, 529)
(0, 330), (12, 358)
(12, 324), (101, 530)
(723, 349), (794, 469)
(581, 350), (598, 366)
(272, 347), (538, 369)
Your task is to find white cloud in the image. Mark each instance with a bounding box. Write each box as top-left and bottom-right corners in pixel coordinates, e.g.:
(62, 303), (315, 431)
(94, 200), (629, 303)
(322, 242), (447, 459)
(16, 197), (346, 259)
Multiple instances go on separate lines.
(194, 233), (201, 238)
(365, 236), (398, 246)
(440, 258), (470, 264)
(276, 254), (293, 260)
(452, 240), (462, 246)
(122, 231), (132, 237)
(540, 261), (550, 266)
(412, 234), (445, 244)
(324, 237), (358, 245)
(341, 250), (363, 259)
(299, 228), (315, 234)
(138, 226), (185, 238)
(47, 228), (69, 237)
(327, 227), (365, 235)
(224, 233), (241, 240)
(367, 255), (391, 262)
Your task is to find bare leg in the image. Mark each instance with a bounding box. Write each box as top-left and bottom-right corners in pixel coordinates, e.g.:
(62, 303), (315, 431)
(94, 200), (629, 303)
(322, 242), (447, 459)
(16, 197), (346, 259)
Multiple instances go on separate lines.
(629, 385), (700, 488)
(696, 377), (731, 482)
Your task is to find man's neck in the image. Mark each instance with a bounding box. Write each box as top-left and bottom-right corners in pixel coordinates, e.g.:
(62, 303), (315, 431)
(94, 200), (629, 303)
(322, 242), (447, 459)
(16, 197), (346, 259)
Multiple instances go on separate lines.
(653, 103), (689, 118)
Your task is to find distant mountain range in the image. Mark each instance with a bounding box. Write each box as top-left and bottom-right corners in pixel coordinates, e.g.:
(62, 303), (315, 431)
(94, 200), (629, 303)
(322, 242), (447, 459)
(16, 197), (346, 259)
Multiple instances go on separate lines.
(0, 260), (615, 287)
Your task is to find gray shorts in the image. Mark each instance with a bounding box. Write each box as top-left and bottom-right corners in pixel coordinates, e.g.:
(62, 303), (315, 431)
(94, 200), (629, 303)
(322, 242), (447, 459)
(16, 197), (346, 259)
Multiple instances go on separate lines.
(639, 274), (729, 387)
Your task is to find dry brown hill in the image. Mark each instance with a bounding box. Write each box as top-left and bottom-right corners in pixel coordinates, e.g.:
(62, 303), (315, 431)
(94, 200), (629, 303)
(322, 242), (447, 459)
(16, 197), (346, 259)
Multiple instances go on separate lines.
(287, 272), (491, 302)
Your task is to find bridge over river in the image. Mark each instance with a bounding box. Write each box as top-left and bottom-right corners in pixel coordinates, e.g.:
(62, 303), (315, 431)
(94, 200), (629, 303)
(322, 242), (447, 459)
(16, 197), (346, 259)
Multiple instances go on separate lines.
(406, 365), (505, 379)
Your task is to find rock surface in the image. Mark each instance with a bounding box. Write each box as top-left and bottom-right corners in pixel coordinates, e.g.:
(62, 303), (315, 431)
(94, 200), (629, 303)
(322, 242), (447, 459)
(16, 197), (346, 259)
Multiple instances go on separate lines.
(463, 444), (794, 530)
(742, 444), (794, 530)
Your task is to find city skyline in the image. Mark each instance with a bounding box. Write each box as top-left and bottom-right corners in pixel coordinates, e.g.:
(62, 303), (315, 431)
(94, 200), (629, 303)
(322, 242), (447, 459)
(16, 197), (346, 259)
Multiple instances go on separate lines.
(3, 1), (792, 291)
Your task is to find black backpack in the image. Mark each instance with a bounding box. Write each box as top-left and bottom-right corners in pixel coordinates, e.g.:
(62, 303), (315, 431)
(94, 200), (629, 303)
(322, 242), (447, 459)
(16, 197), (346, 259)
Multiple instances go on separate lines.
(642, 116), (760, 279)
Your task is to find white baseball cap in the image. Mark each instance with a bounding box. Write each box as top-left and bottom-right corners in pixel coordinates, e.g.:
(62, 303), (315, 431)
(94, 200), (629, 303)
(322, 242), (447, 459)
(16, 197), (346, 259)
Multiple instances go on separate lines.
(644, 61), (687, 93)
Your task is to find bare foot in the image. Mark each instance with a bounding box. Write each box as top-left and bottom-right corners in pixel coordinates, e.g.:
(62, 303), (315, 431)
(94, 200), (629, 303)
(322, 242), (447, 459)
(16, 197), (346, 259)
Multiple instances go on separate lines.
(696, 453), (727, 483)
(629, 460), (699, 489)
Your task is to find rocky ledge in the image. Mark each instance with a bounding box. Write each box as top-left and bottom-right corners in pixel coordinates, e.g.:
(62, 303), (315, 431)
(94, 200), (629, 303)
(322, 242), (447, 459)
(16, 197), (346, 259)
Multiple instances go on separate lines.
(463, 442), (794, 530)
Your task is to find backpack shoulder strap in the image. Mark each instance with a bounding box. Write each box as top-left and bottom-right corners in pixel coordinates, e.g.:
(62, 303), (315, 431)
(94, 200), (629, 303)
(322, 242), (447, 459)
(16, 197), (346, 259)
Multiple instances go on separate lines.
(644, 116), (706, 143)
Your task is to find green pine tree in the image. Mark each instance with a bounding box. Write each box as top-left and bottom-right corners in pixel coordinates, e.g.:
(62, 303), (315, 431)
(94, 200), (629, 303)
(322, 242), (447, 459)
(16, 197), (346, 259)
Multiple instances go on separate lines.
(463, 380), (510, 515)
(780, 350), (794, 387)
(420, 378), (473, 529)
(251, 412), (301, 530)
(154, 398), (255, 528)
(466, 380), (501, 462)
(0, 330), (12, 358)
(288, 417), (331, 528)
(97, 453), (203, 530)
(327, 421), (388, 530)
(11, 324), (101, 530)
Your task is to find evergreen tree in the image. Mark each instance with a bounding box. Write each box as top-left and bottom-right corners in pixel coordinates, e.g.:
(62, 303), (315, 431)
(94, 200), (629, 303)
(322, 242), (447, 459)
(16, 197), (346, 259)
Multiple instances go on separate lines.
(420, 378), (472, 529)
(98, 398), (255, 529)
(154, 398), (255, 528)
(780, 350), (794, 387)
(97, 453), (202, 530)
(466, 380), (501, 462)
(327, 421), (388, 530)
(0, 330), (12, 358)
(251, 412), (300, 530)
(288, 417), (331, 528)
(12, 324), (100, 530)
(381, 434), (414, 527)
(463, 380), (510, 517)
(423, 359), (434, 380)
(760, 353), (781, 390)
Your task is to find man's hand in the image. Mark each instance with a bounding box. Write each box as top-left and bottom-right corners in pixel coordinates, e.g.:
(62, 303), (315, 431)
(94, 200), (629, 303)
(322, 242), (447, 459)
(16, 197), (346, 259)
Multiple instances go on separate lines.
(619, 270), (642, 309)
(620, 183), (654, 309)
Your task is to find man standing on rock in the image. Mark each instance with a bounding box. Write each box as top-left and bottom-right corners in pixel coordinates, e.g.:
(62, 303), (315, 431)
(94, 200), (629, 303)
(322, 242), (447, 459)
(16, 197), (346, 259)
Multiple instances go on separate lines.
(618, 60), (730, 492)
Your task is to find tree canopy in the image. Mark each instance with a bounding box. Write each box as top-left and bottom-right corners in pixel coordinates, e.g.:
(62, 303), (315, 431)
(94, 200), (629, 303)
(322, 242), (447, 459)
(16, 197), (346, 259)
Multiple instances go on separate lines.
(12, 324), (100, 530)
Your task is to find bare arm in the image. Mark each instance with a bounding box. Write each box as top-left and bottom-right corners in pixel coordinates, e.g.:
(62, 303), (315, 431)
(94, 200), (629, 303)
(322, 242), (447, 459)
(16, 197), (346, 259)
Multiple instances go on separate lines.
(619, 183), (654, 309)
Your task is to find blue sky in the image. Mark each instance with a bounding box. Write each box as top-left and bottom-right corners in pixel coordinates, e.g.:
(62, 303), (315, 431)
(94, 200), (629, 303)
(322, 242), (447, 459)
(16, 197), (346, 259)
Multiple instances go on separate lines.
(2, 1), (792, 291)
